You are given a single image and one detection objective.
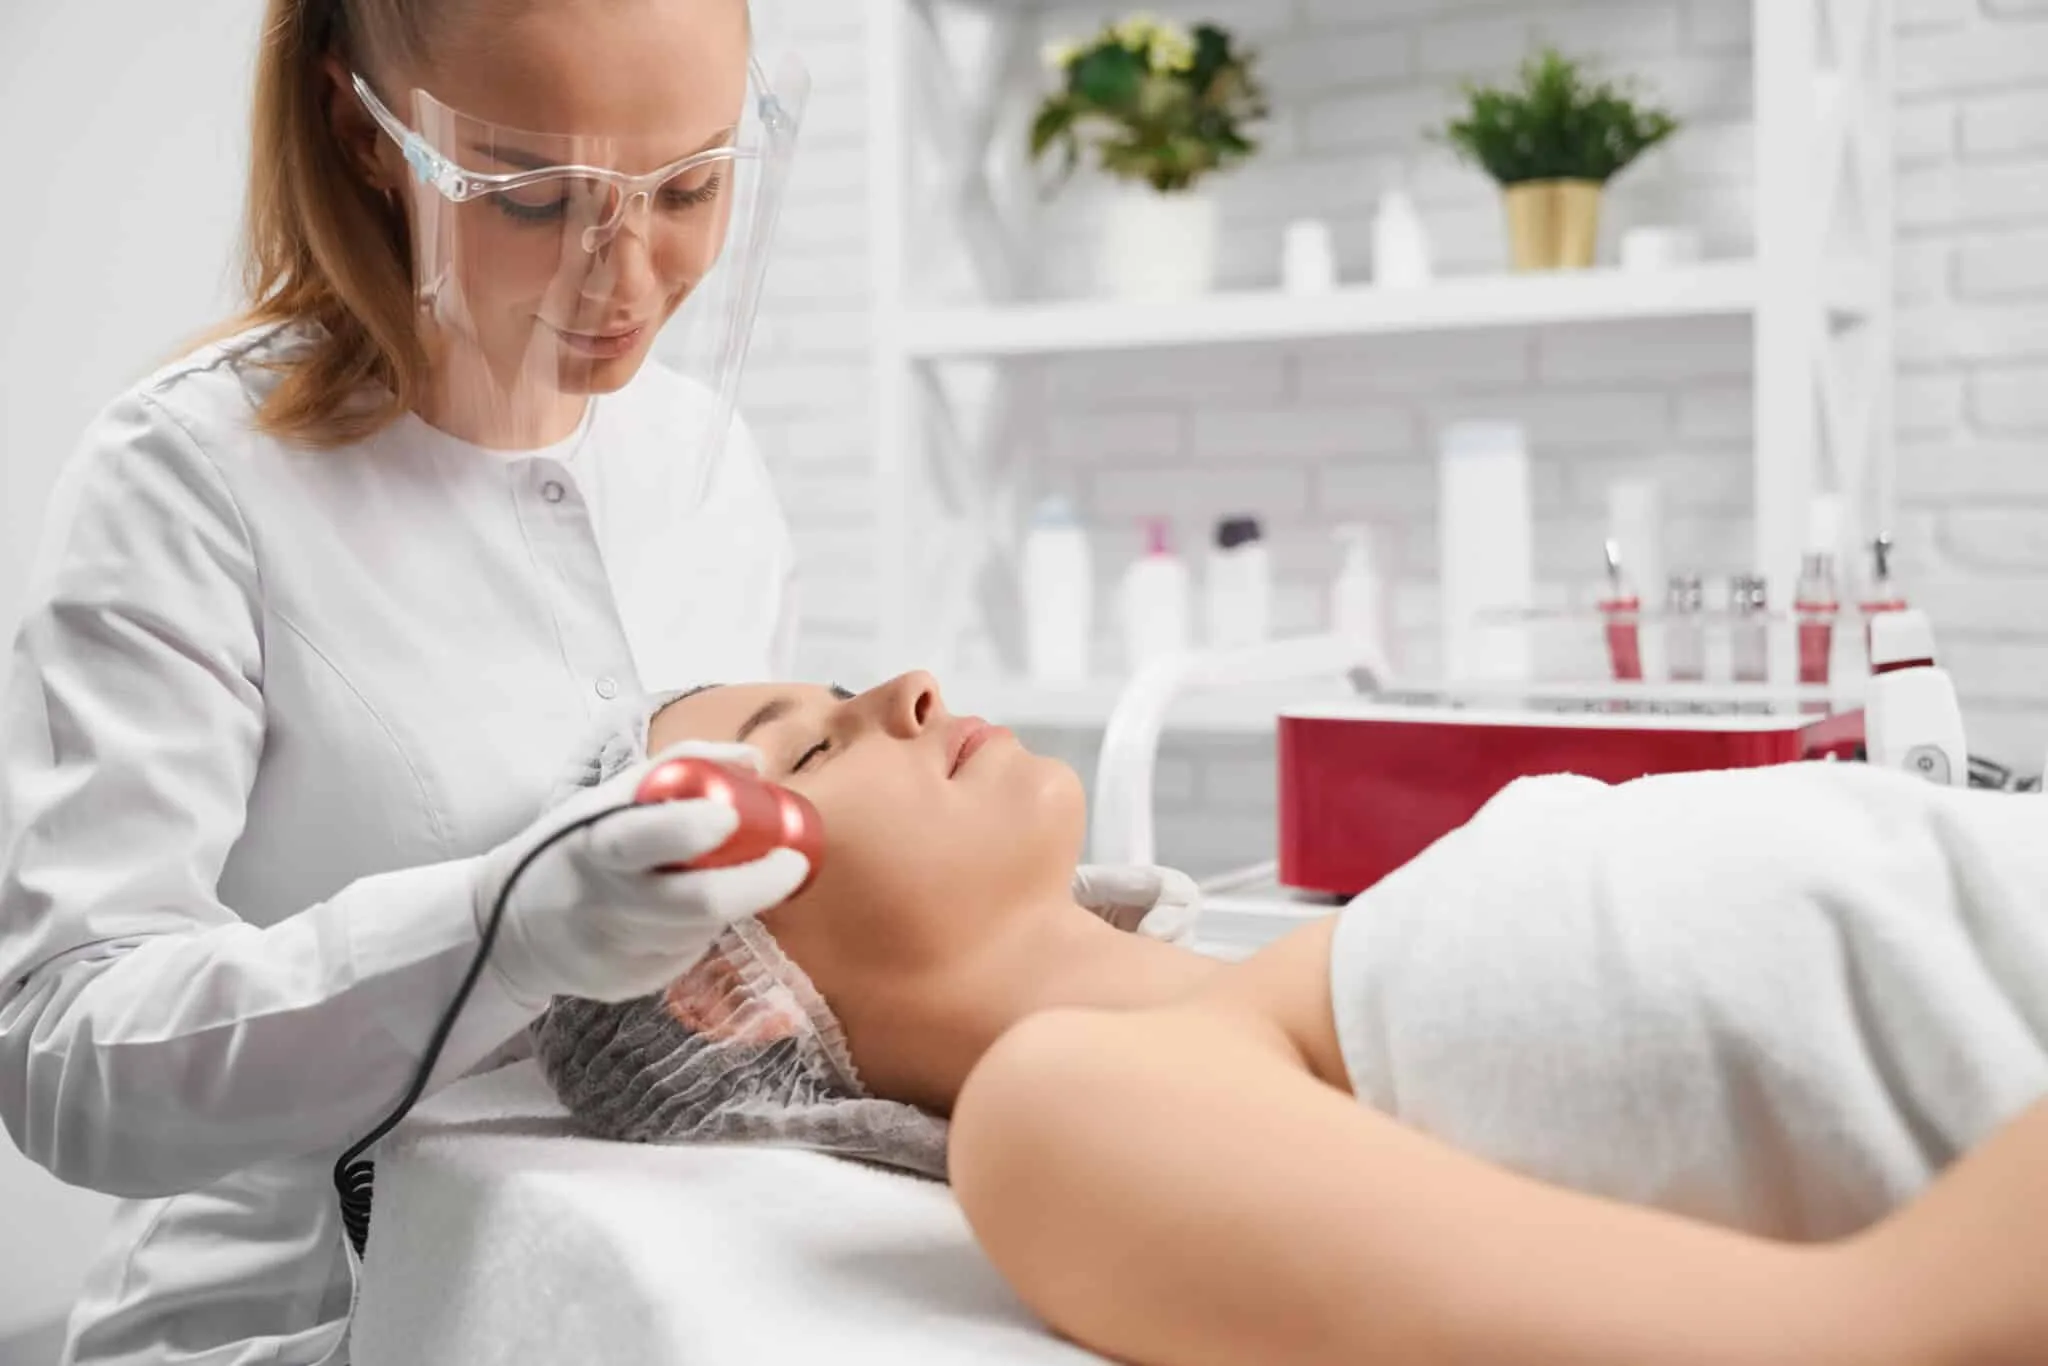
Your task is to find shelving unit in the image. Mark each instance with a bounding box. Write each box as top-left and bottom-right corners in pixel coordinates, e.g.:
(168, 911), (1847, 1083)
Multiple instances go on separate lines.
(901, 259), (1863, 360)
(865, 0), (1895, 727)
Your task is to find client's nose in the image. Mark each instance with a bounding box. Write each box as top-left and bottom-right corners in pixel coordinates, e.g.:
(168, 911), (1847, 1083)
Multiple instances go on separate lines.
(872, 670), (943, 740)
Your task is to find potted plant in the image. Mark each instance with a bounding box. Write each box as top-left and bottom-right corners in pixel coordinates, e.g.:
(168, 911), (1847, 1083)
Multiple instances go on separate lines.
(1031, 13), (1268, 300)
(1435, 48), (1679, 272)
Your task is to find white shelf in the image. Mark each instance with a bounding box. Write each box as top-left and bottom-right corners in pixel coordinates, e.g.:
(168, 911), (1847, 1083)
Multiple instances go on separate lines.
(946, 673), (1856, 734)
(946, 675), (1361, 733)
(902, 260), (1787, 360)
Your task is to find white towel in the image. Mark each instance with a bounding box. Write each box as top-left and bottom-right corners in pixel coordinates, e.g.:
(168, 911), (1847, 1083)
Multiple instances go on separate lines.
(350, 1061), (1101, 1365)
(1330, 762), (2048, 1238)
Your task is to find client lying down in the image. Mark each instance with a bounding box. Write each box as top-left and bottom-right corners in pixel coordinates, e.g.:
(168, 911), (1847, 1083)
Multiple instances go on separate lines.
(536, 671), (2048, 1366)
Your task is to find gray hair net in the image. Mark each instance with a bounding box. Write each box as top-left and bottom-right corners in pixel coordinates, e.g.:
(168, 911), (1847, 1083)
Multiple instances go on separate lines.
(532, 689), (952, 1180)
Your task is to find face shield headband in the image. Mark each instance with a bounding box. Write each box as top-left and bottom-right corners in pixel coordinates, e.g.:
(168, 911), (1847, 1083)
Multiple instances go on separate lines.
(350, 58), (801, 255)
(346, 41), (808, 472)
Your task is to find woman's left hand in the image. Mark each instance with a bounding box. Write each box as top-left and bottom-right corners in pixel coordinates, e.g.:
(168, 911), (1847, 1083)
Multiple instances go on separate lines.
(1071, 864), (1202, 945)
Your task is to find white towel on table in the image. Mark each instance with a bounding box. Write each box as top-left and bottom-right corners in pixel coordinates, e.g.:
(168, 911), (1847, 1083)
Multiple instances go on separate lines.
(1330, 761), (2048, 1239)
(350, 1061), (1101, 1365)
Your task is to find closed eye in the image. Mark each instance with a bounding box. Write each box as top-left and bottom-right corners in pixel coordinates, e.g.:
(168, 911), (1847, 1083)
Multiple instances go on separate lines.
(661, 172), (722, 209)
(791, 685), (855, 772)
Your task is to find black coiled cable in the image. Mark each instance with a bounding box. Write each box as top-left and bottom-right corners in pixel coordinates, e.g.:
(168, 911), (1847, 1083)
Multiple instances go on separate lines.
(333, 802), (633, 1258)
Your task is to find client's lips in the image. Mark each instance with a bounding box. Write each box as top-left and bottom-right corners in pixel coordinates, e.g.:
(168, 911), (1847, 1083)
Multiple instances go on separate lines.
(947, 717), (1001, 777)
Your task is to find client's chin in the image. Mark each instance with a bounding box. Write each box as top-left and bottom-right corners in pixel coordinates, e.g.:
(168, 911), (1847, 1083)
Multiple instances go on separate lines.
(997, 750), (1088, 855)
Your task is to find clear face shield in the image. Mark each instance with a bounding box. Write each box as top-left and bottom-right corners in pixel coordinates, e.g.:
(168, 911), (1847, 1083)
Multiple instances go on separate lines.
(352, 38), (807, 457)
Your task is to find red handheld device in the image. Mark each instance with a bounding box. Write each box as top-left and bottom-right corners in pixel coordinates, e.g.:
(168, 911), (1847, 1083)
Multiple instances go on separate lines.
(634, 757), (825, 893)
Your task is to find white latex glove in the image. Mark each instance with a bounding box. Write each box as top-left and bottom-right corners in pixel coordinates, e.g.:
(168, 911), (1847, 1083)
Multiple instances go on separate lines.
(475, 741), (811, 1007)
(1071, 863), (1203, 945)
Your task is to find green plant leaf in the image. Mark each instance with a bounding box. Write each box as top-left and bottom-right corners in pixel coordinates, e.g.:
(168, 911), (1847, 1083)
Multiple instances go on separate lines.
(1072, 43), (1146, 112)
(1429, 46), (1681, 185)
(1027, 100), (1082, 194)
(1187, 23), (1232, 93)
(1028, 100), (1074, 160)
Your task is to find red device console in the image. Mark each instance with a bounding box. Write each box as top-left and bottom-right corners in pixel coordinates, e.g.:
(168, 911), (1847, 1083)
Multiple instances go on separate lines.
(1277, 697), (1864, 897)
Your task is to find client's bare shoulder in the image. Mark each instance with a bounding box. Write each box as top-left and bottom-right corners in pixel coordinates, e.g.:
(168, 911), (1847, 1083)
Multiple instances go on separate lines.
(1175, 917), (1352, 1093)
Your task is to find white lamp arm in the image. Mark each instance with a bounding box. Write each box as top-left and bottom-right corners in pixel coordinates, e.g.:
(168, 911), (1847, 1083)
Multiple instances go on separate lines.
(1088, 633), (1392, 867)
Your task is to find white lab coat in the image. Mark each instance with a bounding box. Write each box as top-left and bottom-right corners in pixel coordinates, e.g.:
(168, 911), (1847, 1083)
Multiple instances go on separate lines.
(0, 324), (797, 1364)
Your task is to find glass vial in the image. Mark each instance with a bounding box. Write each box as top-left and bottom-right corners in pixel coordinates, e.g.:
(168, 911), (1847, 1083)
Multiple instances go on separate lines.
(1599, 539), (1643, 682)
(1665, 573), (1705, 682)
(1728, 574), (1769, 684)
(1794, 551), (1838, 687)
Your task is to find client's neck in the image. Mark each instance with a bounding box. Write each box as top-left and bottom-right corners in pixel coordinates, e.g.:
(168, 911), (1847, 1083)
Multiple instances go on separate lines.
(829, 896), (1220, 1116)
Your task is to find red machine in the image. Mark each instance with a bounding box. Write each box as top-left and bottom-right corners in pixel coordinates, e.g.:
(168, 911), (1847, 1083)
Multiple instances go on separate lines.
(1277, 698), (1865, 897)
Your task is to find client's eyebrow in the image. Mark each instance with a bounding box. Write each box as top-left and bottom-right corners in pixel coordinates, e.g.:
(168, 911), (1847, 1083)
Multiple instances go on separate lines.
(734, 684), (856, 744)
(735, 698), (793, 744)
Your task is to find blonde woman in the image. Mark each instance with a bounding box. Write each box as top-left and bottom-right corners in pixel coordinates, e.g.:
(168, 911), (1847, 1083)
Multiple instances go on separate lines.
(0, 4), (1181, 1361)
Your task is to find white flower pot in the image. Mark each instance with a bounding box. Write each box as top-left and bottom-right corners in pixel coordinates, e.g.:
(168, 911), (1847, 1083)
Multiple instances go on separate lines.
(1097, 187), (1219, 301)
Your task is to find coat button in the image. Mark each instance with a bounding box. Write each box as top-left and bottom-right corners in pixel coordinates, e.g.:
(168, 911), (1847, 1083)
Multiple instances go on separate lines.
(595, 676), (619, 700)
(541, 480), (566, 504)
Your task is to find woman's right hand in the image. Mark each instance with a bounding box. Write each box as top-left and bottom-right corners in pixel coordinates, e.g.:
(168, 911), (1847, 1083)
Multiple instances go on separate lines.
(473, 742), (811, 1007)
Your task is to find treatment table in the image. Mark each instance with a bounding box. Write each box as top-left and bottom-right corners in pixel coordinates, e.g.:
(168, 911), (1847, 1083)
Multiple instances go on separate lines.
(350, 1060), (1105, 1364)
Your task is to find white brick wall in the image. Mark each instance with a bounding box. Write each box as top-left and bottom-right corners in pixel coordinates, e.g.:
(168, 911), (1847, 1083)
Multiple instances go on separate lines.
(747, 0), (2048, 875)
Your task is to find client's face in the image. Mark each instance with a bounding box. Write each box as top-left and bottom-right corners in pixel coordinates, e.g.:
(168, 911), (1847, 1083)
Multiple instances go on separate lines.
(648, 672), (1086, 972)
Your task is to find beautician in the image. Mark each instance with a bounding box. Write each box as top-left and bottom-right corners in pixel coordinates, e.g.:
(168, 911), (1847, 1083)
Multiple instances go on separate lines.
(0, 2), (1191, 1361)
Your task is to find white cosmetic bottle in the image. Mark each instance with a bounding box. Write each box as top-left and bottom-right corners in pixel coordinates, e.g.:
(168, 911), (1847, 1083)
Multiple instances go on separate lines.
(1118, 518), (1192, 673)
(1864, 609), (1967, 787)
(1371, 187), (1433, 289)
(1438, 422), (1533, 681)
(1205, 515), (1271, 650)
(1330, 523), (1392, 681)
(1021, 495), (1093, 683)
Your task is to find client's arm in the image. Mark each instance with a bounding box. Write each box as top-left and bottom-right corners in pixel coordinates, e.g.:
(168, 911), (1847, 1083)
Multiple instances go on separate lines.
(951, 991), (2028, 1366)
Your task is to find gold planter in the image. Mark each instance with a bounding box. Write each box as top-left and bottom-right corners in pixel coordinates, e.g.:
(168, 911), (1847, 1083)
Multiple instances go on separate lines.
(1502, 179), (1603, 271)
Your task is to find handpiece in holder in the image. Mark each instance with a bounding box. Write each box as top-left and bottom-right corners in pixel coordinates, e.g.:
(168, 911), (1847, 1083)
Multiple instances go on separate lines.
(635, 757), (825, 893)
(1864, 609), (1965, 788)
